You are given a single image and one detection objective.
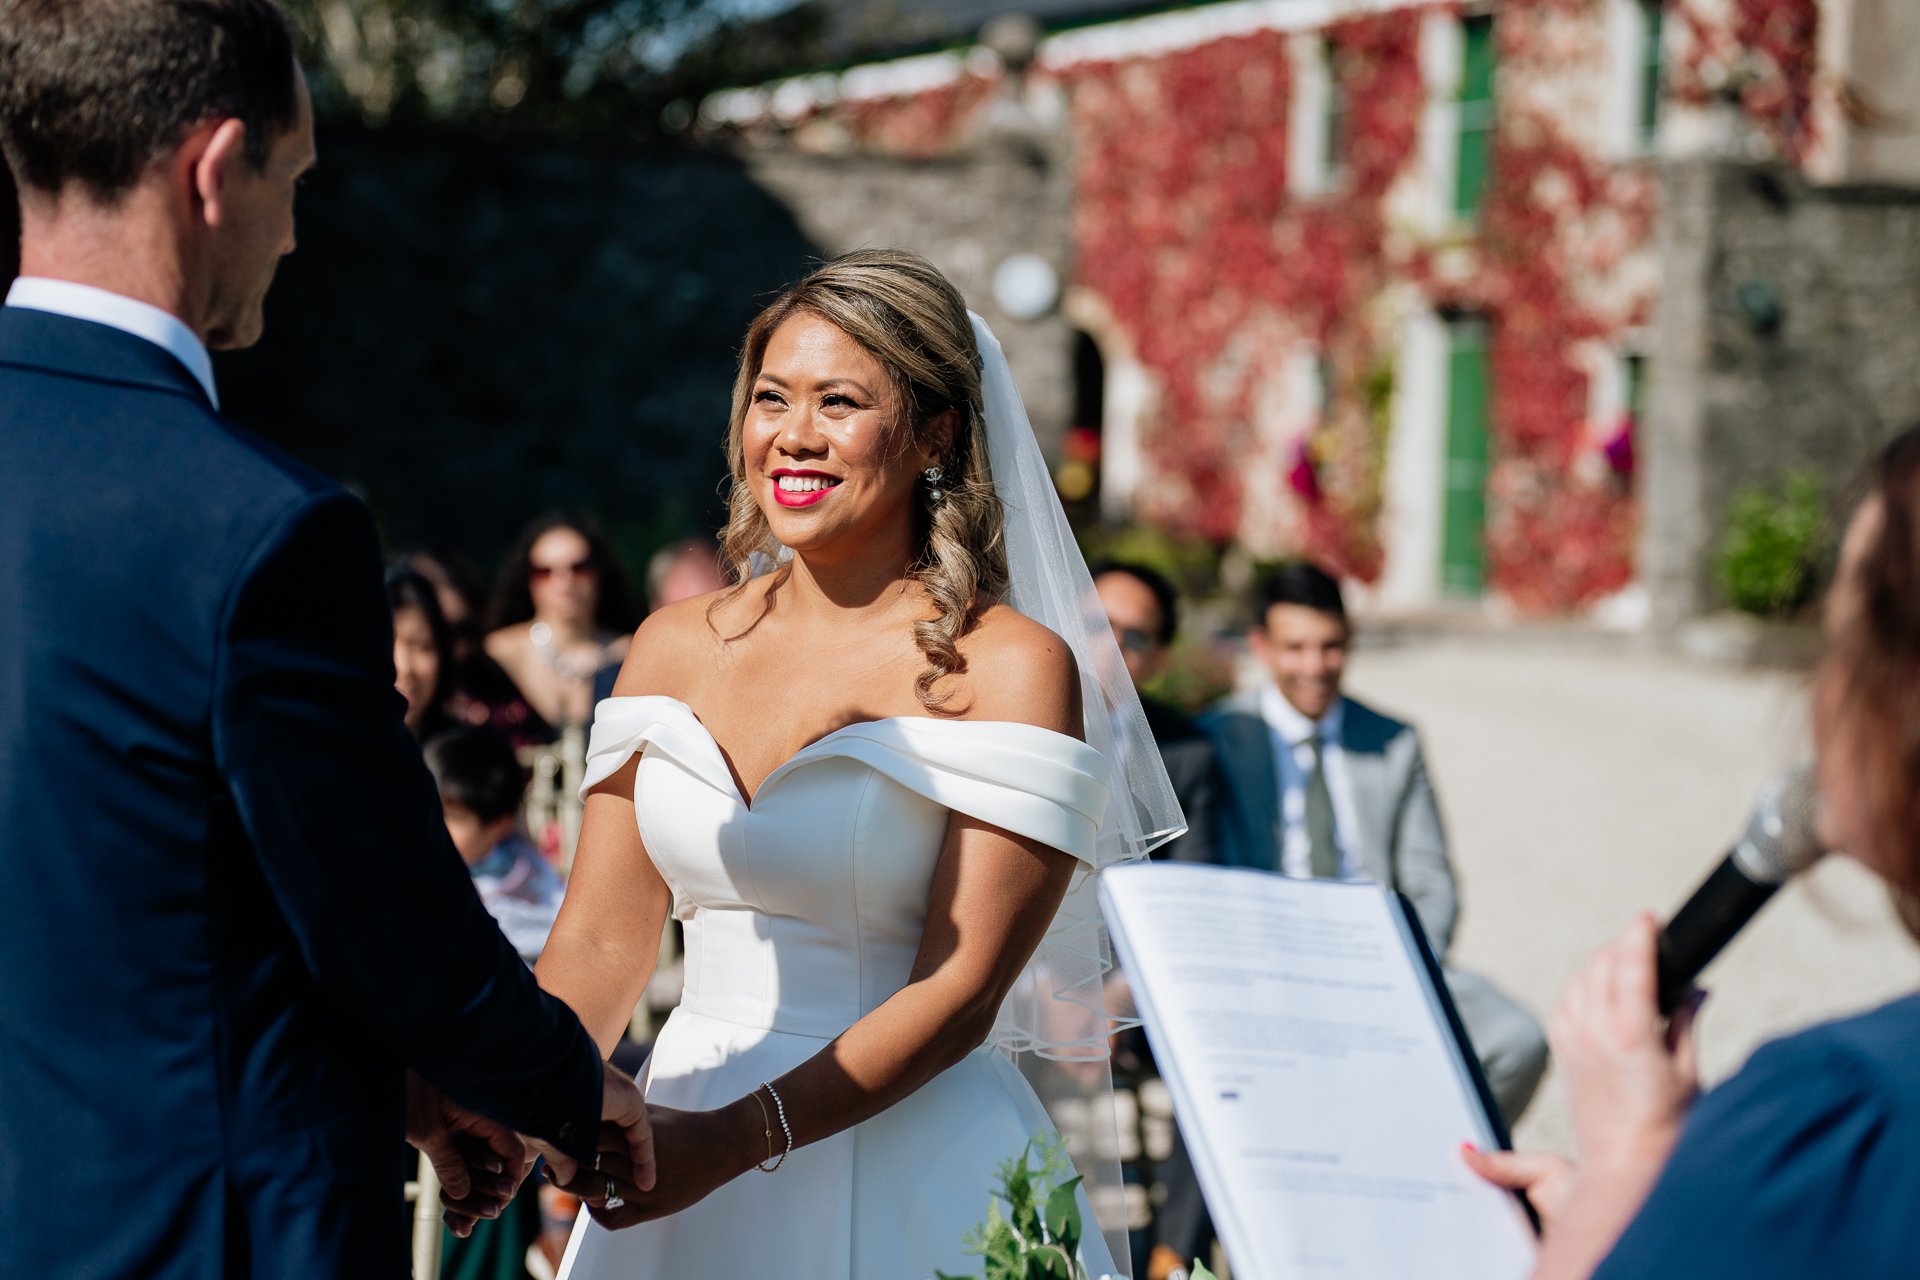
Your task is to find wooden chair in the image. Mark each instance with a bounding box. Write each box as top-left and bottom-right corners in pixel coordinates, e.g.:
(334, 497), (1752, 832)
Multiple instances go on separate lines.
(405, 1150), (444, 1280)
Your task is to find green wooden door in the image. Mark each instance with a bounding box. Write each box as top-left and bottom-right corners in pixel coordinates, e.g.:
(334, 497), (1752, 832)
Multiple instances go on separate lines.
(1455, 15), (1496, 220)
(1442, 318), (1489, 597)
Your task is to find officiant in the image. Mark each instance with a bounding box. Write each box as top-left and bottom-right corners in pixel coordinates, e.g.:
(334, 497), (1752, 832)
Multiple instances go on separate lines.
(0, 2), (649, 1273)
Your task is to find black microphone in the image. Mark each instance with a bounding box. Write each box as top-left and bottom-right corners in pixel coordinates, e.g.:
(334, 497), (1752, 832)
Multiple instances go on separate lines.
(1655, 765), (1824, 1016)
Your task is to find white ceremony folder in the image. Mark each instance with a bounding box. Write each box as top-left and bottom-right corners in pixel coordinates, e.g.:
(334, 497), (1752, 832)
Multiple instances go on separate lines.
(1099, 863), (1538, 1280)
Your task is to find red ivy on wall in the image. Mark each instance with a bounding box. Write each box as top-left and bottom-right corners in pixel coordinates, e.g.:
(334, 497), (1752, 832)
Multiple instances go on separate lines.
(1062, 11), (1424, 577)
(1421, 0), (1654, 611)
(716, 0), (1814, 612)
(836, 72), (1003, 158)
(1062, 30), (1293, 546)
(1673, 0), (1821, 161)
(1473, 117), (1646, 611)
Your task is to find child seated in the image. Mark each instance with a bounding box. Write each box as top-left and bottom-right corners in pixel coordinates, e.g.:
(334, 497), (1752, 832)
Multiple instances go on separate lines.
(424, 725), (564, 965)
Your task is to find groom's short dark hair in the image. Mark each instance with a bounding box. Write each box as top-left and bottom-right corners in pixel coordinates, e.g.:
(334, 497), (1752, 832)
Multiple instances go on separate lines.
(0, 0), (298, 201)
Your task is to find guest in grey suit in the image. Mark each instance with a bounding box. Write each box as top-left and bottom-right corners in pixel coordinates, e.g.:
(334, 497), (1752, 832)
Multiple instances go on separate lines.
(1201, 563), (1548, 1124)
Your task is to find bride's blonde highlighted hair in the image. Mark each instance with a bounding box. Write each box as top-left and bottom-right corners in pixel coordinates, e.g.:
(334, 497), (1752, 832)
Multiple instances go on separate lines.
(716, 249), (1008, 708)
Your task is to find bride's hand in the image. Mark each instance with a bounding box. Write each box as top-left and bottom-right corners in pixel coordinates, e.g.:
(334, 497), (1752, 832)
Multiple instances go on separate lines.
(553, 1105), (759, 1229)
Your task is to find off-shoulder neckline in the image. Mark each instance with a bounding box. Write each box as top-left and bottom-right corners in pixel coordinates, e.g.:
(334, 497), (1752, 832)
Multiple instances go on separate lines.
(595, 694), (1096, 810)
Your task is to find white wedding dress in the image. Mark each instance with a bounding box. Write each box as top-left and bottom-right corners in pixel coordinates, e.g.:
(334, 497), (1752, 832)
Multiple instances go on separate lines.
(557, 695), (1123, 1280)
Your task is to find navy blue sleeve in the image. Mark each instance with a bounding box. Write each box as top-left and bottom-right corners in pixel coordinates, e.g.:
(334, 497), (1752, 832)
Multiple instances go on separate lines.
(1592, 1031), (1902, 1279)
(213, 490), (602, 1161)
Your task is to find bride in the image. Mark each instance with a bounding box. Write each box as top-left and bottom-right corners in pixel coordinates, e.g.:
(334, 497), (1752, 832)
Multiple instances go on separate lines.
(534, 249), (1181, 1279)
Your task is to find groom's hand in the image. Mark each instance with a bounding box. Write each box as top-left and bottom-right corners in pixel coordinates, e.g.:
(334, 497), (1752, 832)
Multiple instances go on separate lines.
(528, 1060), (656, 1192)
(406, 1071), (534, 1237)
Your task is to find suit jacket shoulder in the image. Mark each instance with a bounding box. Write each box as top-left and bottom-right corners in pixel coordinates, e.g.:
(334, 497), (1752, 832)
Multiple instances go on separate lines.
(1338, 694), (1413, 755)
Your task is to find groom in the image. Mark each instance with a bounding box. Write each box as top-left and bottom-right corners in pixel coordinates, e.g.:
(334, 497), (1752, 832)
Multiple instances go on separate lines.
(0, 2), (646, 1275)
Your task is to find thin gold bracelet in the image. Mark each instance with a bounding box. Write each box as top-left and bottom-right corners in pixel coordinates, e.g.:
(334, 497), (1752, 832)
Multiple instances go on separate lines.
(756, 1082), (793, 1173)
(749, 1088), (777, 1170)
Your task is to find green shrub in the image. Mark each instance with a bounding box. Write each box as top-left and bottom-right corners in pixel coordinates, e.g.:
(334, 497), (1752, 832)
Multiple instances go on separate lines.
(1716, 469), (1828, 617)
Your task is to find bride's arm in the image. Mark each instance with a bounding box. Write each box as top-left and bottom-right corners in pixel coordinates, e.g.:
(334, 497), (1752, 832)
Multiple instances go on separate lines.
(536, 602), (712, 1052)
(534, 757), (671, 1056)
(570, 612), (1085, 1221)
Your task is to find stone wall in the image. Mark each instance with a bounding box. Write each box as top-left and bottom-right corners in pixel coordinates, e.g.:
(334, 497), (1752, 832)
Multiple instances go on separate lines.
(741, 116), (1077, 457)
(1640, 158), (1920, 630)
(214, 129), (819, 568)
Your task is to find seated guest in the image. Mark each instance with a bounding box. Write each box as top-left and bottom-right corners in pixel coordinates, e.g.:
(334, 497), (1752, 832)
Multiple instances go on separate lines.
(1092, 560), (1226, 1280)
(485, 512), (642, 729)
(592, 536), (729, 710)
(1468, 428), (1920, 1280)
(646, 536), (727, 612)
(1203, 563), (1548, 1123)
(408, 546), (554, 748)
(423, 726), (563, 966)
(1092, 560), (1220, 864)
(387, 565), (455, 741)
(404, 547), (487, 673)
(424, 719), (566, 1279)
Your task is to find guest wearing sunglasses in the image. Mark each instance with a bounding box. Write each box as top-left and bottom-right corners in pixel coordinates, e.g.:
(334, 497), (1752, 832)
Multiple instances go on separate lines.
(485, 512), (644, 730)
(1091, 561), (1221, 866)
(1092, 560), (1227, 1280)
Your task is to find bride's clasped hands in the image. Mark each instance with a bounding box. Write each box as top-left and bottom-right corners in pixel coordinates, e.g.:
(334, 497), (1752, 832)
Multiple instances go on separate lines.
(527, 251), (1156, 1279)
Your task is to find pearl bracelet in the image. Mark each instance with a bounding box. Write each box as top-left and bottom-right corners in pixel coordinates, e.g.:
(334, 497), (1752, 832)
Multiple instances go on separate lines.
(754, 1082), (793, 1173)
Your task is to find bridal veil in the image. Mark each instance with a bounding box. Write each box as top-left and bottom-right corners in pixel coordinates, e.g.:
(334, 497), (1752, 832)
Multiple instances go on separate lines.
(971, 312), (1187, 1268)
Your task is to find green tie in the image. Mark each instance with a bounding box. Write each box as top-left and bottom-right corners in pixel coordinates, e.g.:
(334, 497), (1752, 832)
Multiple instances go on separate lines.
(1306, 733), (1340, 880)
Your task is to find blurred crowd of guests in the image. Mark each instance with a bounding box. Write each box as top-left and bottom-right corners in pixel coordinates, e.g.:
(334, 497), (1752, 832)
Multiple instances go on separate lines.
(1092, 559), (1547, 1280)
(387, 516), (725, 752)
(382, 522), (1539, 1280)
(383, 515), (723, 1280)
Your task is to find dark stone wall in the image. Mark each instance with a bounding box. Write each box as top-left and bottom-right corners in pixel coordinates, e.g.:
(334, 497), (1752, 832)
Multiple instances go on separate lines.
(1640, 159), (1920, 628)
(215, 129), (820, 571)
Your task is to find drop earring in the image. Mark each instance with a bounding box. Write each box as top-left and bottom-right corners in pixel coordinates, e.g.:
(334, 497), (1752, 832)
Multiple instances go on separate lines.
(923, 465), (946, 504)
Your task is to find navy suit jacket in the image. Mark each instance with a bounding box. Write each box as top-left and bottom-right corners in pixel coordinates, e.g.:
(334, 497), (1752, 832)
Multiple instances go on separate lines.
(0, 308), (602, 1279)
(1199, 691), (1459, 955)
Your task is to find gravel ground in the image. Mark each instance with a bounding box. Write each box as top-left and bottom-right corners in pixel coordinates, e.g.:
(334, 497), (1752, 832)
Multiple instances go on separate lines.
(1339, 633), (1920, 1157)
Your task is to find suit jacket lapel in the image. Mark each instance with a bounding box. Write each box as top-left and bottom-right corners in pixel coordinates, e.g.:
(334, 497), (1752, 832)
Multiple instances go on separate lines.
(1339, 699), (1395, 888)
(1210, 709), (1283, 872)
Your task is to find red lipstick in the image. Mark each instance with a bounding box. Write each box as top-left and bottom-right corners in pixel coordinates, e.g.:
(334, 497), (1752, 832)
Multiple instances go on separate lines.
(770, 469), (843, 508)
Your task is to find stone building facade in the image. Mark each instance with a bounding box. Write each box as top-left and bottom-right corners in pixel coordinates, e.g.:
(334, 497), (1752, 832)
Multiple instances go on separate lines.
(1642, 160), (1920, 630)
(702, 0), (1920, 623)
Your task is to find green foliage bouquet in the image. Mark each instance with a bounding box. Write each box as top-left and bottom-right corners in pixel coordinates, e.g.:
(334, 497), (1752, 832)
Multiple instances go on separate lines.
(940, 1134), (1220, 1280)
(938, 1135), (1092, 1280)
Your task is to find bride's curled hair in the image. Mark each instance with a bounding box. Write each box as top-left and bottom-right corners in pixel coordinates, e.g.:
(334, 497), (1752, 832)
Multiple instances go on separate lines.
(717, 249), (1008, 707)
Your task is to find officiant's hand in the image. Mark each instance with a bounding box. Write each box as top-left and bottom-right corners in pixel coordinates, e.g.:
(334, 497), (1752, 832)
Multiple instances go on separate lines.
(550, 1104), (760, 1228)
(527, 1060), (656, 1192)
(406, 1071), (534, 1237)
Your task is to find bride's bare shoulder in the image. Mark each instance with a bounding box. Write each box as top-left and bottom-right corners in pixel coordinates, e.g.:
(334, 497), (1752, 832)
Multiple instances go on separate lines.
(608, 583), (756, 697)
(952, 602), (1081, 735)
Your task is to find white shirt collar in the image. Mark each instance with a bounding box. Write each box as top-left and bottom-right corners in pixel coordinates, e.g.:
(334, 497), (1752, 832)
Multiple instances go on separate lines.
(1258, 682), (1343, 746)
(4, 277), (219, 409)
